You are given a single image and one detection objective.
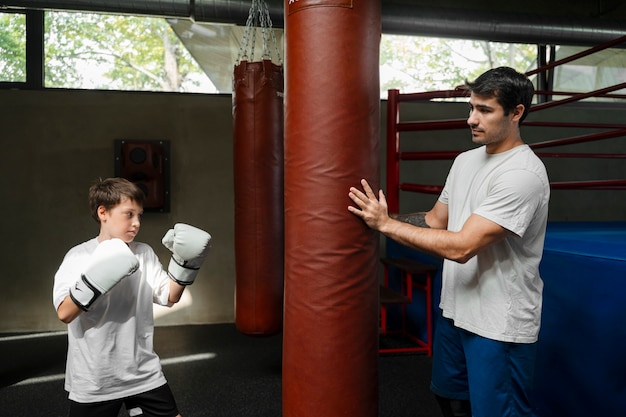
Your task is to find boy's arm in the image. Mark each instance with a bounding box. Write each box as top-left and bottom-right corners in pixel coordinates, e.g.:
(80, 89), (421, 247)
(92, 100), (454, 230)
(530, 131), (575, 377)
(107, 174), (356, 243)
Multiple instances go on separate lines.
(168, 280), (186, 304)
(161, 223), (211, 305)
(56, 239), (139, 323)
(57, 295), (83, 323)
(162, 223), (211, 286)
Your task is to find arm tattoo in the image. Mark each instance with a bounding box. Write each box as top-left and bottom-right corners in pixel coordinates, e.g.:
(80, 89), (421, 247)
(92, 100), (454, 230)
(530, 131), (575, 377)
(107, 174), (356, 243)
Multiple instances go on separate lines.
(394, 212), (430, 228)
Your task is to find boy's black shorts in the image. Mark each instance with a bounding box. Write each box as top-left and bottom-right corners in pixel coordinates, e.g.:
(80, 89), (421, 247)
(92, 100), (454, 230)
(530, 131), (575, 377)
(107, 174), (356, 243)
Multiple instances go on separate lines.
(69, 383), (179, 417)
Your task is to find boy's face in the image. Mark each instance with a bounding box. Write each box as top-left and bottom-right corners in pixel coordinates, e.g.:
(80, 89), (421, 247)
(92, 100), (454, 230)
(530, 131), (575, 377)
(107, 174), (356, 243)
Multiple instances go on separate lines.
(97, 197), (143, 243)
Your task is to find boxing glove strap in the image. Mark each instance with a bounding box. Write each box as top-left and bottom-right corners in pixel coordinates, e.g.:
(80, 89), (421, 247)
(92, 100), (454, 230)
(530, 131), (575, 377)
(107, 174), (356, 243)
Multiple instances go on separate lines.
(69, 275), (102, 311)
(171, 255), (201, 270)
(168, 257), (198, 285)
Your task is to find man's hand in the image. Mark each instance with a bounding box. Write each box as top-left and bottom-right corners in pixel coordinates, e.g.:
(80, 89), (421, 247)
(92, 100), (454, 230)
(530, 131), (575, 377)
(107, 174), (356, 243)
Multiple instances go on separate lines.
(348, 179), (390, 232)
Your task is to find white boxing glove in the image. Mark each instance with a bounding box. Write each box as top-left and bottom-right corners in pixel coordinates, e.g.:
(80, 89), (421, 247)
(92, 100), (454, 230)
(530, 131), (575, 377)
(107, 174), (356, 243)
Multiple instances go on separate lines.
(162, 223), (211, 285)
(70, 238), (139, 311)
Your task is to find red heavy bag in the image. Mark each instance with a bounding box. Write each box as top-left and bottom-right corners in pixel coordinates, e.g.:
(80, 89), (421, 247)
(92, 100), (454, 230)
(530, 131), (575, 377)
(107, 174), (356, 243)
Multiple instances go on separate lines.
(282, 1), (381, 416)
(233, 1), (284, 336)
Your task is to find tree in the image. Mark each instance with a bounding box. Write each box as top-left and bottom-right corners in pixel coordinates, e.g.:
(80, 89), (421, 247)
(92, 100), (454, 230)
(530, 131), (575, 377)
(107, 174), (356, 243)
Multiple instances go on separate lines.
(2, 12), (537, 95)
(0, 12), (27, 82)
(44, 11), (209, 92)
(380, 34), (537, 96)
(475, 40), (536, 73)
(0, 10), (210, 91)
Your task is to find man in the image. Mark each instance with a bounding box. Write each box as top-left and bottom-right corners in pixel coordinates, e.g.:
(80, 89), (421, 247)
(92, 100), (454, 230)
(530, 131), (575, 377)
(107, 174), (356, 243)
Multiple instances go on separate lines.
(348, 67), (549, 417)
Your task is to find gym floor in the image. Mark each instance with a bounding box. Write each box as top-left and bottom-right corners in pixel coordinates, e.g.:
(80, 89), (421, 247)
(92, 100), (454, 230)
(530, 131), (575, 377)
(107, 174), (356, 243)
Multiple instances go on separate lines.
(0, 323), (442, 417)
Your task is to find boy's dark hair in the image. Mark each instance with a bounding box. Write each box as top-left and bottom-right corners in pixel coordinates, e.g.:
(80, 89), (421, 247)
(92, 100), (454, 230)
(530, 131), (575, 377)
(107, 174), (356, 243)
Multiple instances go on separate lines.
(464, 66), (535, 123)
(88, 177), (145, 223)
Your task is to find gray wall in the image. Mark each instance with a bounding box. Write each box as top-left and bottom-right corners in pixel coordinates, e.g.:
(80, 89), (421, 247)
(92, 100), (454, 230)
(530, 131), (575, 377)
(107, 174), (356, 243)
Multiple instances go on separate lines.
(1, 89), (624, 333)
(1, 89), (235, 332)
(387, 100), (626, 221)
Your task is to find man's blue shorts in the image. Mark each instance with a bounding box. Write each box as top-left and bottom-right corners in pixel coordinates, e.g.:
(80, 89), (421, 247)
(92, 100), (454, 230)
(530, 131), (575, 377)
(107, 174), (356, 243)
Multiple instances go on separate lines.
(430, 314), (537, 417)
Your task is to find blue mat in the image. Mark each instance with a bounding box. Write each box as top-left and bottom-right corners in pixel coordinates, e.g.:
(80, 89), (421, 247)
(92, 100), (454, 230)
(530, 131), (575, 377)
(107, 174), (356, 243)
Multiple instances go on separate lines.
(543, 221), (626, 261)
(386, 222), (626, 416)
(535, 222), (626, 417)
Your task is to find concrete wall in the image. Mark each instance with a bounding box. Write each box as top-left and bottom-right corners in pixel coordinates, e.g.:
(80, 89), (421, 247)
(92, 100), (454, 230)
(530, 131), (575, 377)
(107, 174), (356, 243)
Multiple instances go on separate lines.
(1, 89), (235, 332)
(1, 89), (624, 332)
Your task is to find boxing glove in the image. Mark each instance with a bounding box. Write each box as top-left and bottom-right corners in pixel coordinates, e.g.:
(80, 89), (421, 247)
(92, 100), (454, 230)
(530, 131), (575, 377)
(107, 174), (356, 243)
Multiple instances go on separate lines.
(162, 223), (211, 285)
(70, 238), (139, 311)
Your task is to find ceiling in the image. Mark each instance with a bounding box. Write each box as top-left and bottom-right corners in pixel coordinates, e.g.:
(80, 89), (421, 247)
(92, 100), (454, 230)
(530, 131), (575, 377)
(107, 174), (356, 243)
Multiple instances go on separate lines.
(383, 0), (626, 25)
(4, 0), (626, 44)
(379, 0), (626, 45)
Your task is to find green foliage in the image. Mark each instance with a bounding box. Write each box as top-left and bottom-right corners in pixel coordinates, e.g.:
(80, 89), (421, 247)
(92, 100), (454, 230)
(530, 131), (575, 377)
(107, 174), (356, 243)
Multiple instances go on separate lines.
(380, 34), (537, 96)
(2, 11), (537, 94)
(0, 10), (208, 91)
(44, 11), (206, 91)
(0, 12), (27, 81)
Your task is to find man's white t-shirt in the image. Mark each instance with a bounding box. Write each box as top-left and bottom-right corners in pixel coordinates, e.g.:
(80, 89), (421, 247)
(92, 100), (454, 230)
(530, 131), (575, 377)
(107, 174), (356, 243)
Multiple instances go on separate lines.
(53, 238), (172, 403)
(438, 144), (550, 343)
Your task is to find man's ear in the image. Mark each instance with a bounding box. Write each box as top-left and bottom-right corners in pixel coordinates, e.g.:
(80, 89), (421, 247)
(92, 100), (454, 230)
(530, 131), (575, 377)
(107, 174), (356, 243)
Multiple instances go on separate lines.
(511, 104), (525, 122)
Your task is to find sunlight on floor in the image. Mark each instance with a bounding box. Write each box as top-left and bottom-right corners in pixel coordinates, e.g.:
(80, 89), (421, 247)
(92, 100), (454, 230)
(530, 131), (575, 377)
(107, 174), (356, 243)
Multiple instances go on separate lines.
(12, 352), (217, 387)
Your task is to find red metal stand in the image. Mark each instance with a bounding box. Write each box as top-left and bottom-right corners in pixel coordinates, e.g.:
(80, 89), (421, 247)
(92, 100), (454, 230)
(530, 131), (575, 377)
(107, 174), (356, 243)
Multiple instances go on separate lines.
(379, 258), (437, 355)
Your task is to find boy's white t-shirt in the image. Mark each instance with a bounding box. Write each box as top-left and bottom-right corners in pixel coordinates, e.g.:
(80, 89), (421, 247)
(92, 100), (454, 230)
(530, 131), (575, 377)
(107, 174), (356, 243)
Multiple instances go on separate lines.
(53, 238), (172, 403)
(438, 144), (550, 343)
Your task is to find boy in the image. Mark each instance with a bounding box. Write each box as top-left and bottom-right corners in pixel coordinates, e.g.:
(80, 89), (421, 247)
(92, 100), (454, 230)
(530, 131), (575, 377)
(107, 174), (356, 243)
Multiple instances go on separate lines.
(53, 177), (211, 417)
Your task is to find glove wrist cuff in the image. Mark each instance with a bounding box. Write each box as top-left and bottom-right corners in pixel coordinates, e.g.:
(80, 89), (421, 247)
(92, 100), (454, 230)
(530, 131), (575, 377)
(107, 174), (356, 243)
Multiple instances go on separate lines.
(168, 257), (197, 285)
(70, 275), (101, 311)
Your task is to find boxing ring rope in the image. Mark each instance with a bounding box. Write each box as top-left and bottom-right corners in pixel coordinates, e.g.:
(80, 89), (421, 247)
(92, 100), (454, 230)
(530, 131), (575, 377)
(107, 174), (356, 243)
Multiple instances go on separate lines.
(385, 35), (626, 211)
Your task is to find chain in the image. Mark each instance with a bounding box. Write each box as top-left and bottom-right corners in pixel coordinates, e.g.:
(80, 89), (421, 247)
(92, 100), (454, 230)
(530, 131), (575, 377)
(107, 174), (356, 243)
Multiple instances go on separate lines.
(264, 2), (282, 64)
(236, 0), (281, 64)
(236, 3), (256, 62)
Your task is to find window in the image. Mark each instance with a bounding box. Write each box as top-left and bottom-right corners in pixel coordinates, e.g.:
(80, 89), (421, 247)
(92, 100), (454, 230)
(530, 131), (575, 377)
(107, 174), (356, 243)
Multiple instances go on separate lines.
(380, 34), (537, 98)
(44, 11), (215, 93)
(0, 11), (27, 83)
(2, 9), (624, 101)
(552, 45), (626, 102)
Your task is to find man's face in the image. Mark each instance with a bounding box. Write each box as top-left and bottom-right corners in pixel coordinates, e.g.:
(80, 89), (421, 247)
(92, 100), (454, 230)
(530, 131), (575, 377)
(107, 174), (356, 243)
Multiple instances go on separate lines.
(467, 93), (517, 150)
(98, 197), (143, 243)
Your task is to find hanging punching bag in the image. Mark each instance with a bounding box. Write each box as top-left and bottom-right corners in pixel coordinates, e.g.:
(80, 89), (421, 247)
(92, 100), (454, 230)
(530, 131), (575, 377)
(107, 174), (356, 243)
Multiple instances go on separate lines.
(232, 4), (285, 336)
(282, 1), (381, 417)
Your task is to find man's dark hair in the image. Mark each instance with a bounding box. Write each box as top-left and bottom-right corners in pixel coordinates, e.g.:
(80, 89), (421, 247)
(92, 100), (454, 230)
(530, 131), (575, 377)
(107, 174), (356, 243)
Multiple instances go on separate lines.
(464, 67), (535, 123)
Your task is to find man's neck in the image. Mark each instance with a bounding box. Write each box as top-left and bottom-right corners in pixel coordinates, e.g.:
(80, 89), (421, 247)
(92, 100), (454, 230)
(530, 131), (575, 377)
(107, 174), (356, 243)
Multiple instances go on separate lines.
(485, 136), (524, 154)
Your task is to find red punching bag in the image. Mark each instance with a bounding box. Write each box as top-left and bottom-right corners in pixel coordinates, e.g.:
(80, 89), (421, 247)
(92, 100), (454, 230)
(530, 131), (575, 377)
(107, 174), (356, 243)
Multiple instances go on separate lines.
(283, 1), (381, 417)
(233, 1), (284, 336)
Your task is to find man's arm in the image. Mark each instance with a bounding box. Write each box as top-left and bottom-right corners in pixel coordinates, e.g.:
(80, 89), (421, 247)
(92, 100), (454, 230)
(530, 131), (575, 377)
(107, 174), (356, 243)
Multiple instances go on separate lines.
(392, 199), (449, 230)
(393, 213), (430, 228)
(348, 179), (509, 263)
(381, 211), (509, 263)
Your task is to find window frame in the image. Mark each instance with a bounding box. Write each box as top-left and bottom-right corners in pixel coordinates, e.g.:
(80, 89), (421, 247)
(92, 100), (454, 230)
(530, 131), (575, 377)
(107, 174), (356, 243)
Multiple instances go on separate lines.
(0, 9), (43, 89)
